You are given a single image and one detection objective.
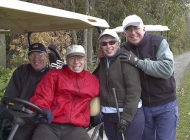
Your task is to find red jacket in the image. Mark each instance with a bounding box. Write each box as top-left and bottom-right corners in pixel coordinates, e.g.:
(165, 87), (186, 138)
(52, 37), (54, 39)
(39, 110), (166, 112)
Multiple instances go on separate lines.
(29, 67), (100, 127)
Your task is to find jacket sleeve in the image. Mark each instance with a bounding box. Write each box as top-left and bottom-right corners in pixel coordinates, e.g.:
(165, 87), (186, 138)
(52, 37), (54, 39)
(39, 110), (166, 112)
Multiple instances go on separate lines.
(137, 39), (174, 79)
(4, 66), (23, 98)
(93, 76), (100, 97)
(29, 71), (55, 110)
(121, 62), (141, 122)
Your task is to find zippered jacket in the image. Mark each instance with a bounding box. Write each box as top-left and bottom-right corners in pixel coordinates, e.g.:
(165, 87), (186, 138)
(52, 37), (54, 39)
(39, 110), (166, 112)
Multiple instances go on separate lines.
(29, 67), (100, 127)
(95, 47), (141, 122)
(123, 33), (176, 106)
(3, 64), (51, 100)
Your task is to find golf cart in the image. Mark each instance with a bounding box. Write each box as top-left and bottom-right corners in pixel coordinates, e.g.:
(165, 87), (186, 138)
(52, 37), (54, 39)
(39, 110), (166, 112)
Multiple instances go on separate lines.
(0, 0), (109, 140)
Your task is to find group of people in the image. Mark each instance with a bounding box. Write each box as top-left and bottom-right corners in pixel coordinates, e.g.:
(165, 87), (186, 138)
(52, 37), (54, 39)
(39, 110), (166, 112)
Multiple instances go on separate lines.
(0, 14), (178, 140)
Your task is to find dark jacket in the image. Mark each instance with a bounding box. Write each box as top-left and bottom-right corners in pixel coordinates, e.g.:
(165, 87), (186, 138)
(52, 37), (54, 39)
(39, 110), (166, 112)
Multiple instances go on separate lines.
(95, 47), (141, 122)
(3, 64), (51, 100)
(123, 33), (176, 106)
(0, 64), (51, 139)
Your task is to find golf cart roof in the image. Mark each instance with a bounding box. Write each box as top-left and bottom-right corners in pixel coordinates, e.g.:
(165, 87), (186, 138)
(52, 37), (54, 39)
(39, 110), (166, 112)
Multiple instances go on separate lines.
(0, 0), (109, 34)
(113, 25), (170, 33)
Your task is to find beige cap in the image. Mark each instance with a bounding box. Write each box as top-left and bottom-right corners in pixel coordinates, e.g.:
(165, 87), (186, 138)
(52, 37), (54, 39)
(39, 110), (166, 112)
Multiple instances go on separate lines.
(122, 15), (144, 31)
(98, 29), (119, 40)
(66, 45), (86, 57)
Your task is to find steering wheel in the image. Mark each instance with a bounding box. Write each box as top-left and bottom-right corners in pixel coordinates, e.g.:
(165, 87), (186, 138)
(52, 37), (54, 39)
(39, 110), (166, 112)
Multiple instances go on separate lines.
(2, 96), (47, 122)
(1, 96), (47, 140)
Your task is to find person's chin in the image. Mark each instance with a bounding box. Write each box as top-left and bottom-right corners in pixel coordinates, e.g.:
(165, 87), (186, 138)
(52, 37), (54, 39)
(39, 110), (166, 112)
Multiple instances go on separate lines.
(130, 40), (140, 45)
(72, 68), (83, 73)
(33, 65), (43, 71)
(106, 53), (114, 57)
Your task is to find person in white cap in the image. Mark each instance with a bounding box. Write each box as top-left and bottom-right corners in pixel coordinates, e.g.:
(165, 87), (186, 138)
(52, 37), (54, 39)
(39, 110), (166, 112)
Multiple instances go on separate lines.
(94, 29), (144, 140)
(120, 14), (178, 140)
(29, 45), (100, 140)
(0, 43), (51, 140)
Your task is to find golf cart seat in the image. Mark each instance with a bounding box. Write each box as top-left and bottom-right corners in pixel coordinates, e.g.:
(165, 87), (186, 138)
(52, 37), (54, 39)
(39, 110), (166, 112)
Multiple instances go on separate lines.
(48, 44), (66, 69)
(1, 96), (104, 140)
(88, 97), (104, 140)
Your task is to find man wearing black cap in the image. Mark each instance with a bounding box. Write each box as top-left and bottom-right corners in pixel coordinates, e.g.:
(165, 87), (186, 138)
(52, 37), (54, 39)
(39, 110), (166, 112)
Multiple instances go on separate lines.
(0, 43), (51, 140)
(120, 15), (178, 140)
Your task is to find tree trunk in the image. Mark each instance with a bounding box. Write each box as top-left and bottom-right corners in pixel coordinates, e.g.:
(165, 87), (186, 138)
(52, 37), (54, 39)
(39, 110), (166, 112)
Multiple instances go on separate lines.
(85, 0), (90, 68)
(0, 34), (6, 68)
(87, 0), (95, 66)
(70, 0), (78, 45)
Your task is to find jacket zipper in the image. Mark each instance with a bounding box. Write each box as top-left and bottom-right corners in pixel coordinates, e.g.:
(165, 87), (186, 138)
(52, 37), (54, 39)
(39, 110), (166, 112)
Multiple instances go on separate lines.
(106, 59), (111, 107)
(137, 48), (151, 106)
(70, 74), (80, 122)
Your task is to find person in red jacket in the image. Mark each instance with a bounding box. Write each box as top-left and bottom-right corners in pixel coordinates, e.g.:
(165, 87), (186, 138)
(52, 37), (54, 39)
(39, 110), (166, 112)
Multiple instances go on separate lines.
(29, 45), (100, 140)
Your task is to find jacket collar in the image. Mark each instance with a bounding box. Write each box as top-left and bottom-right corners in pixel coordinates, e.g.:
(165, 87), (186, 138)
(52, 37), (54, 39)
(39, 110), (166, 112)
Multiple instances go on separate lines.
(64, 66), (86, 78)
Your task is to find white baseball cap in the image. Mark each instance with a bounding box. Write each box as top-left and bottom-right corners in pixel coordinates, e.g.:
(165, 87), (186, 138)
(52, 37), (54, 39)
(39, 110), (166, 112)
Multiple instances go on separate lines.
(122, 15), (144, 31)
(98, 29), (119, 41)
(66, 45), (86, 57)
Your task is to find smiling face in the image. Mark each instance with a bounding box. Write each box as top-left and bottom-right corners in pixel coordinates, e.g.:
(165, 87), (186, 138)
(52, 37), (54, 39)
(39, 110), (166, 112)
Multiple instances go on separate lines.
(124, 25), (146, 45)
(99, 36), (120, 57)
(66, 55), (86, 73)
(28, 51), (48, 70)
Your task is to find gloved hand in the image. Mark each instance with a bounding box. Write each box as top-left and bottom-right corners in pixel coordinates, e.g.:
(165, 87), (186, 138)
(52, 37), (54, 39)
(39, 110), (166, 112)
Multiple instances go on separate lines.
(117, 119), (129, 133)
(39, 109), (54, 124)
(120, 51), (139, 66)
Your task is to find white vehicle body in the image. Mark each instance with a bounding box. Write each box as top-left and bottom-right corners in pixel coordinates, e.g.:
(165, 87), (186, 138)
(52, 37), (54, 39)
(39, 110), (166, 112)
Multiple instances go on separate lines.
(0, 0), (109, 34)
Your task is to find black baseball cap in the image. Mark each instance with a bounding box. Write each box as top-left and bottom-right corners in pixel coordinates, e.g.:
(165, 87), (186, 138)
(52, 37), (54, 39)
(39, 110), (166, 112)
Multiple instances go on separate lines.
(28, 43), (46, 55)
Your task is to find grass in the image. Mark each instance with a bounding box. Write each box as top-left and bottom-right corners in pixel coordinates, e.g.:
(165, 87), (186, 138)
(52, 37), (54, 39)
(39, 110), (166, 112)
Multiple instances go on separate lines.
(176, 69), (190, 140)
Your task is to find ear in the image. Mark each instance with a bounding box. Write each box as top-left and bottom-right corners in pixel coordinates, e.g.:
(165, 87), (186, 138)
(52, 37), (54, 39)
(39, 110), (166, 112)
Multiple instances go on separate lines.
(45, 53), (49, 59)
(123, 31), (127, 36)
(84, 57), (87, 64)
(143, 26), (146, 32)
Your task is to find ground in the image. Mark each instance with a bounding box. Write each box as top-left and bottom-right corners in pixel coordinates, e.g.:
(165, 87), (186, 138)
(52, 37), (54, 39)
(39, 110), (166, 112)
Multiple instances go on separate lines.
(174, 51), (190, 89)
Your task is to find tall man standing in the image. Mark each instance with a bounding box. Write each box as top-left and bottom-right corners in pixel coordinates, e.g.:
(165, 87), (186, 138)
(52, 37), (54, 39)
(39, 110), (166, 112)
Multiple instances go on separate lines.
(120, 14), (178, 140)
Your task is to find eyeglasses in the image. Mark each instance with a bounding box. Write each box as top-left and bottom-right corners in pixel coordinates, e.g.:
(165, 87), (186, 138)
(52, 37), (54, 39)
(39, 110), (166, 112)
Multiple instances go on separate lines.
(67, 56), (84, 62)
(100, 40), (117, 46)
(29, 53), (44, 59)
(125, 26), (141, 33)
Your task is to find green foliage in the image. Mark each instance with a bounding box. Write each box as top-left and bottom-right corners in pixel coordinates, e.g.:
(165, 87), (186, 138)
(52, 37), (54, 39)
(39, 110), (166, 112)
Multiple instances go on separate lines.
(16, 0), (190, 64)
(177, 69), (190, 139)
(0, 66), (16, 99)
(94, 0), (190, 55)
(87, 63), (98, 73)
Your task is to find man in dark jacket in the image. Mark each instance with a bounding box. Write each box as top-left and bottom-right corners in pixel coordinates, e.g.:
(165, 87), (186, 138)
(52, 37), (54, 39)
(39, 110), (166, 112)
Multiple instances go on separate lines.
(120, 14), (178, 140)
(0, 43), (51, 140)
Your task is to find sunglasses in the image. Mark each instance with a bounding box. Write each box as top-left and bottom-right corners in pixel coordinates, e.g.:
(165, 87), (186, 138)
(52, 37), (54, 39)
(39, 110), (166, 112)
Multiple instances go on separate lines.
(100, 40), (117, 46)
